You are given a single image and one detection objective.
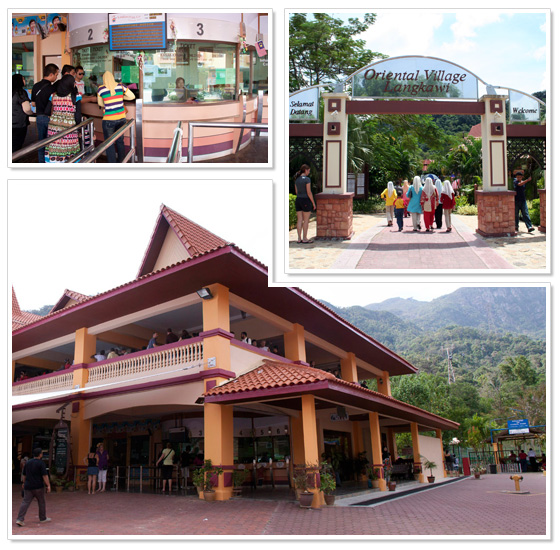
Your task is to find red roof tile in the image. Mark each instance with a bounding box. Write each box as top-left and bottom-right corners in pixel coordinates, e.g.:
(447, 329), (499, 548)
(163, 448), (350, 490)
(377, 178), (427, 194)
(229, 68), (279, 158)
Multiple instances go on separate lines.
(12, 287), (43, 331)
(469, 123), (482, 137)
(49, 289), (90, 314)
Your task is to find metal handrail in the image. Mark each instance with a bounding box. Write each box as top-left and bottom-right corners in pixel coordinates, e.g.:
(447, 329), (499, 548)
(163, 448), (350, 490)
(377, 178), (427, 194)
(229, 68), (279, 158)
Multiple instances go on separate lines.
(81, 119), (136, 163)
(11, 117), (95, 162)
(187, 121), (268, 163)
(166, 121), (183, 163)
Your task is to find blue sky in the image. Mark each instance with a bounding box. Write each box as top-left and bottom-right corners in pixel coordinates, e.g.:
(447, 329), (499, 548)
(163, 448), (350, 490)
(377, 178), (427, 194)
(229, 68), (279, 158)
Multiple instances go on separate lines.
(330, 10), (548, 96)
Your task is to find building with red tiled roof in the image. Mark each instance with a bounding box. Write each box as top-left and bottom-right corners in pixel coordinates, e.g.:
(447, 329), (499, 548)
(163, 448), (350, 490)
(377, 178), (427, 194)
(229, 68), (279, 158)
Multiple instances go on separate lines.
(12, 287), (43, 331)
(12, 206), (457, 506)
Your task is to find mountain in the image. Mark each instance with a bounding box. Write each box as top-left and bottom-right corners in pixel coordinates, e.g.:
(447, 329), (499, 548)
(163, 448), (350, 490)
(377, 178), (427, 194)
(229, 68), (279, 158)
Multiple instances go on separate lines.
(364, 287), (546, 340)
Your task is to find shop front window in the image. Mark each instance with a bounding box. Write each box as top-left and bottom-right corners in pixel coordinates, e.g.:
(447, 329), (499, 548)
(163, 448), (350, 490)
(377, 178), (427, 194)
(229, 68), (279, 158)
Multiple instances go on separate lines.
(12, 42), (35, 89)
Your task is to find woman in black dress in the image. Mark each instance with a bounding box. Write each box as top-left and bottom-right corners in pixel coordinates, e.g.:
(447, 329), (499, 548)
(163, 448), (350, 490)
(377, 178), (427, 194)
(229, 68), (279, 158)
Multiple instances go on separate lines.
(293, 164), (316, 244)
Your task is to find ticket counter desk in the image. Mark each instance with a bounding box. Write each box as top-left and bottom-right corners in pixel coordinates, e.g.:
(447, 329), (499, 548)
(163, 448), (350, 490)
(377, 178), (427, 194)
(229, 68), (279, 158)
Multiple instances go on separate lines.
(81, 93), (267, 162)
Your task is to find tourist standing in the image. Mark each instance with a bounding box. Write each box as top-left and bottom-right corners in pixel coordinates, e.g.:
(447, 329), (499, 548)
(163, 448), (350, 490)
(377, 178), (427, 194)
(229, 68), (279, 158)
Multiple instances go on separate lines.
(84, 446), (99, 494)
(31, 63), (59, 162)
(16, 448), (51, 527)
(518, 449), (528, 472)
(381, 181), (397, 226)
(420, 177), (439, 232)
(45, 74), (81, 163)
(12, 74), (33, 152)
(156, 443), (176, 494)
(147, 333), (159, 349)
(394, 189), (405, 232)
(513, 171), (535, 233)
(434, 178), (444, 229)
(95, 443), (109, 493)
(180, 446), (192, 489)
(441, 180), (456, 232)
(97, 71), (135, 163)
(402, 179), (410, 217)
(294, 164), (316, 244)
(527, 448), (537, 472)
(406, 176), (424, 231)
(166, 328), (179, 344)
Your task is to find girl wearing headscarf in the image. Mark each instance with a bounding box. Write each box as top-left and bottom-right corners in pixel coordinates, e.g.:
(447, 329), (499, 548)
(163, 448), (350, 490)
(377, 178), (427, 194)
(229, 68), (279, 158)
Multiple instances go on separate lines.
(97, 71), (135, 162)
(12, 74), (33, 152)
(45, 74), (81, 163)
(420, 177), (439, 232)
(401, 179), (410, 217)
(434, 178), (444, 229)
(381, 181), (397, 226)
(441, 180), (456, 232)
(406, 176), (424, 231)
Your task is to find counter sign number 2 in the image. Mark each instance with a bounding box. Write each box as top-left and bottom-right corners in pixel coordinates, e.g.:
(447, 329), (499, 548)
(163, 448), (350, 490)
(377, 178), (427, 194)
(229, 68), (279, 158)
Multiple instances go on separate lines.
(197, 23), (204, 36)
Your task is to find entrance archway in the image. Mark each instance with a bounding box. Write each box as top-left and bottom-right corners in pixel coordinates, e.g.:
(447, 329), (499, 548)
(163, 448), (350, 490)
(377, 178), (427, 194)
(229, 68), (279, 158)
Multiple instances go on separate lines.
(289, 55), (546, 239)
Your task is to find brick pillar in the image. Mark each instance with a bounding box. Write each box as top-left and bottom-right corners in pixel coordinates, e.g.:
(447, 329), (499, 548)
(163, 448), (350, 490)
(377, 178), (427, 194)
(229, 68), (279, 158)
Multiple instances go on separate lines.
(538, 188), (546, 232)
(315, 192), (354, 239)
(475, 190), (516, 237)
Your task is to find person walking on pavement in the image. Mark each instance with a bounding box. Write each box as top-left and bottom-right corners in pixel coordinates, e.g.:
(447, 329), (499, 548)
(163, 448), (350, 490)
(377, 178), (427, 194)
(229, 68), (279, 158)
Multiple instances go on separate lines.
(406, 176), (424, 231)
(16, 448), (51, 527)
(381, 181), (397, 226)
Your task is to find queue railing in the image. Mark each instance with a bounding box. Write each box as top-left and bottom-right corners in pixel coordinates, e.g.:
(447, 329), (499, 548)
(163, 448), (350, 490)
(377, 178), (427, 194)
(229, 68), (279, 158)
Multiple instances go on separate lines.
(166, 121), (183, 163)
(81, 119), (136, 163)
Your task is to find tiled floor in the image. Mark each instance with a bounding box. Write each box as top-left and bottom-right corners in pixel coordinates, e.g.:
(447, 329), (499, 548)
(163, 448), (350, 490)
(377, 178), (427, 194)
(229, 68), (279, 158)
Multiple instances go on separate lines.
(10, 473), (547, 537)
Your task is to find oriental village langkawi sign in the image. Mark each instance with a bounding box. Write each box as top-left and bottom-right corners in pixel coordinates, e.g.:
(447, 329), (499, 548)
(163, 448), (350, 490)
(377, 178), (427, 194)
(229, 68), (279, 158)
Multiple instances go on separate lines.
(289, 55), (546, 240)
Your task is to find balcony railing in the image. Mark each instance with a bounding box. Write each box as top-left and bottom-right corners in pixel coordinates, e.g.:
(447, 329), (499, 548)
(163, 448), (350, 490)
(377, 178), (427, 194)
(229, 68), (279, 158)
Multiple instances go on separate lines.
(12, 371), (74, 396)
(86, 338), (204, 386)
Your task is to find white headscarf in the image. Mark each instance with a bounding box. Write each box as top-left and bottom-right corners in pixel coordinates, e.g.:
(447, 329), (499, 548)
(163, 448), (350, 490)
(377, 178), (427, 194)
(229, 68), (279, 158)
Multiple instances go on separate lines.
(423, 177), (435, 197)
(412, 175), (422, 194)
(442, 180), (454, 198)
(434, 178), (443, 195)
(387, 181), (394, 197)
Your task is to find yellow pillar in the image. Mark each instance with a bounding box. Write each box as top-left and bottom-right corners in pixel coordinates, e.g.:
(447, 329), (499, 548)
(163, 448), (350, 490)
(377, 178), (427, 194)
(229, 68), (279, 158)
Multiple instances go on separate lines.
(376, 371), (391, 396)
(204, 403), (234, 501)
(352, 421), (366, 481)
(340, 352), (358, 383)
(283, 323), (306, 362)
(70, 400), (91, 473)
(493, 442), (501, 468)
(436, 429), (447, 478)
(202, 284), (231, 371)
(74, 327), (96, 365)
(300, 395), (323, 508)
(410, 422), (424, 482)
(12, 360), (16, 383)
(368, 412), (387, 491)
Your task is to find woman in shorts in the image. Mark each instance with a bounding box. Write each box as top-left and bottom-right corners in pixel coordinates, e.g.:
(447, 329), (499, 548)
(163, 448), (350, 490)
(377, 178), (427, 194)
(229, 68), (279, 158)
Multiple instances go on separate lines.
(156, 443), (175, 494)
(294, 164), (316, 244)
(84, 446), (99, 494)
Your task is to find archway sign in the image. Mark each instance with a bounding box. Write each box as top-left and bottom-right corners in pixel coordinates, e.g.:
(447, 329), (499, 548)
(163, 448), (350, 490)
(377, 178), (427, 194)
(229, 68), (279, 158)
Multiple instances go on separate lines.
(289, 56), (546, 239)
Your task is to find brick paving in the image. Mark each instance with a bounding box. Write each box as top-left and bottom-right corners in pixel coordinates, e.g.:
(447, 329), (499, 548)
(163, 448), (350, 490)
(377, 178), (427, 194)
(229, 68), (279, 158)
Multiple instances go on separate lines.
(10, 473), (547, 537)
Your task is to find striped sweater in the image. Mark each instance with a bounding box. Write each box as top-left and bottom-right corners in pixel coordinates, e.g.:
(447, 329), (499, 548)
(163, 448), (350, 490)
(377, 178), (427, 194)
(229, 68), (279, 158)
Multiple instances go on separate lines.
(97, 84), (129, 120)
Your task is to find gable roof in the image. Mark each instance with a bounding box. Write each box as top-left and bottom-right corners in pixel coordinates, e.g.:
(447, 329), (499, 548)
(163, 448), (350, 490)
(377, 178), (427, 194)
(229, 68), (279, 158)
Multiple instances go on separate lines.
(136, 204), (230, 277)
(12, 287), (43, 331)
(49, 289), (90, 314)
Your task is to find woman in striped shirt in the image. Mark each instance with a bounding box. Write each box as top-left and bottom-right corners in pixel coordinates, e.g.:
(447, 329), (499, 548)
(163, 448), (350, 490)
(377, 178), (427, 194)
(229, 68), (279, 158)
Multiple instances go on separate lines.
(97, 71), (135, 163)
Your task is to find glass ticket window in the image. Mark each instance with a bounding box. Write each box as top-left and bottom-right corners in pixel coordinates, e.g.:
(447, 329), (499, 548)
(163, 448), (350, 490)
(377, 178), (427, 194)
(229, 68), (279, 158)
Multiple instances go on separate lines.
(12, 42), (35, 90)
(239, 51), (268, 95)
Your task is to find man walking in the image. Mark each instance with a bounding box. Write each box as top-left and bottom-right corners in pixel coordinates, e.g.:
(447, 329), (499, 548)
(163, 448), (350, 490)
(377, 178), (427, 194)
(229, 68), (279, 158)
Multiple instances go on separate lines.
(31, 63), (59, 162)
(16, 448), (51, 527)
(513, 171), (535, 233)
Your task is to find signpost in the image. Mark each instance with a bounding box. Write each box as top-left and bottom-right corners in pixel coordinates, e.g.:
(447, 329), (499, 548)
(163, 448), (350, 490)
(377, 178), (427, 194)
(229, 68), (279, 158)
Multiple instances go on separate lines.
(507, 419), (530, 435)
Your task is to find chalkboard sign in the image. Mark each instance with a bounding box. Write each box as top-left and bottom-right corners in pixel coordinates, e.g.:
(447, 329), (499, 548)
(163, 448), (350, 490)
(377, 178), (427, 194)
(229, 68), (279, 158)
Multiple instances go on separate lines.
(54, 428), (69, 474)
(109, 13), (166, 52)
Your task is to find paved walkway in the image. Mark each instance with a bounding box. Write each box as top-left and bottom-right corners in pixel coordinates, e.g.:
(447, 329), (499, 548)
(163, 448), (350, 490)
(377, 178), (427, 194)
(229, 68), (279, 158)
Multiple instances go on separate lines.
(11, 473), (547, 537)
(288, 214), (546, 271)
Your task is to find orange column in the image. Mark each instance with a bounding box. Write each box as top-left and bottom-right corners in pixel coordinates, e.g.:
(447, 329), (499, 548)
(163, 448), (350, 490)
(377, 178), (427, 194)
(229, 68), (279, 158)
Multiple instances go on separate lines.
(340, 352), (358, 383)
(300, 394), (323, 508)
(12, 360), (16, 383)
(368, 412), (387, 491)
(436, 429), (447, 478)
(204, 403), (233, 501)
(493, 442), (501, 468)
(74, 327), (96, 365)
(376, 371), (391, 396)
(352, 421), (366, 481)
(410, 422), (424, 482)
(283, 323), (306, 362)
(202, 283), (231, 371)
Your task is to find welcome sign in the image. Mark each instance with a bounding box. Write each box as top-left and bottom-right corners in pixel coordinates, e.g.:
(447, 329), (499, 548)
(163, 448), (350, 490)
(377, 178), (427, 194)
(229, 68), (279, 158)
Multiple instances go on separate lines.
(352, 56), (479, 100)
(289, 87), (319, 121)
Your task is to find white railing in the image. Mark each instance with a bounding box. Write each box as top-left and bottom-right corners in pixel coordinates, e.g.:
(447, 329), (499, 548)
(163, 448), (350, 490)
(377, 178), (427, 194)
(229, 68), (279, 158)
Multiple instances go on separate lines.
(12, 371), (74, 395)
(86, 339), (204, 385)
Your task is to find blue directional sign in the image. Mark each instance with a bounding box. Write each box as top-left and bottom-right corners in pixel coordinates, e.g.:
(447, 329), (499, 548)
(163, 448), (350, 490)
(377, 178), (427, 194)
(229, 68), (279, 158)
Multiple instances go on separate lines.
(508, 419), (530, 434)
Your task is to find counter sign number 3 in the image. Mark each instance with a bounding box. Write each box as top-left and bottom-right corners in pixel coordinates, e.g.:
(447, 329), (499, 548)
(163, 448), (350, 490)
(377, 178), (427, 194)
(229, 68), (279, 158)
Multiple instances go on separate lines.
(197, 23), (204, 36)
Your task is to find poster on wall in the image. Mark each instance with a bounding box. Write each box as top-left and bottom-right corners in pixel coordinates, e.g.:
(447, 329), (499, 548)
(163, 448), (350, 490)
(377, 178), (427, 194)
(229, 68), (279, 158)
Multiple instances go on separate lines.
(46, 14), (66, 33)
(12, 15), (47, 37)
(108, 13), (167, 51)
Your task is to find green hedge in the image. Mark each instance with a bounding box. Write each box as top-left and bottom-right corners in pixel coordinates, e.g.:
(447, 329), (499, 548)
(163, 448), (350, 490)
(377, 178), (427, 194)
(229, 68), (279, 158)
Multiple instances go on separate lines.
(353, 196), (385, 214)
(528, 199), (540, 226)
(289, 194), (297, 229)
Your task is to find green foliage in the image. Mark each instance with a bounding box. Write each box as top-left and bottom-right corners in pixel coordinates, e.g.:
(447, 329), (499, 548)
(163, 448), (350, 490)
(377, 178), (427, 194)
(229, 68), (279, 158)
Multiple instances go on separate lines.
(289, 13), (382, 91)
(454, 195), (469, 209)
(353, 196), (385, 214)
(289, 194), (297, 229)
(193, 460), (224, 492)
(231, 469), (247, 488)
(528, 199), (541, 226)
(319, 463), (336, 495)
(456, 204), (478, 216)
(421, 457), (437, 476)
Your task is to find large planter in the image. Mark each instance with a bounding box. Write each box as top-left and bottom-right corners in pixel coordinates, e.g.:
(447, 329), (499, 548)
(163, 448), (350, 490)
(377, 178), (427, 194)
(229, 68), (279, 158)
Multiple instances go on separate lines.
(324, 494), (335, 506)
(54, 486), (64, 493)
(473, 472), (481, 479)
(388, 481), (397, 491)
(196, 486), (203, 497)
(427, 476), (435, 484)
(298, 491), (314, 508)
(203, 490), (217, 502)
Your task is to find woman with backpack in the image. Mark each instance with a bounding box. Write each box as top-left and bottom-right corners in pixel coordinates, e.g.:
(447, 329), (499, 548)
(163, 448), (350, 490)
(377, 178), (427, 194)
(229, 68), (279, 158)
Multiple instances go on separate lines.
(156, 442), (176, 494)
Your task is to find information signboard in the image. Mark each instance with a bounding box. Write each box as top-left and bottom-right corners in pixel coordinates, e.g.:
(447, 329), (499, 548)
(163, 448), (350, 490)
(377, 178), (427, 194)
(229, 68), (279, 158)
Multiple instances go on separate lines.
(289, 88), (319, 121)
(508, 419), (530, 435)
(108, 13), (167, 52)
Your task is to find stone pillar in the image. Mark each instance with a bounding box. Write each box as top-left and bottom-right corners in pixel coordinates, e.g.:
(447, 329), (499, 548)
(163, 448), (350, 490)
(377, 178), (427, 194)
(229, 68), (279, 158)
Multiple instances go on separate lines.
(538, 188), (546, 232)
(283, 323), (306, 363)
(204, 403), (234, 501)
(368, 412), (387, 491)
(477, 95), (516, 236)
(410, 422), (424, 483)
(315, 193), (354, 239)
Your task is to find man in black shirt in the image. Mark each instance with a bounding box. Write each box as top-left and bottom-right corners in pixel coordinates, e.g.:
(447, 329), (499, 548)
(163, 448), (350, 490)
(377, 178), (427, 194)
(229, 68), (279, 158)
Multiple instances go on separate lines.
(16, 448), (51, 527)
(513, 171), (535, 233)
(31, 63), (59, 163)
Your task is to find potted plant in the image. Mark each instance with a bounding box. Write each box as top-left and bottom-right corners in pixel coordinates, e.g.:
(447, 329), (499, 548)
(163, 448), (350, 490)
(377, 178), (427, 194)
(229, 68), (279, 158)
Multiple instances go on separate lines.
(65, 480), (76, 492)
(422, 458), (437, 483)
(319, 463), (336, 505)
(49, 467), (66, 493)
(383, 459), (397, 491)
(293, 465), (314, 508)
(472, 465), (483, 479)
(192, 467), (205, 497)
(201, 460), (224, 502)
(231, 468), (247, 497)
(365, 464), (379, 488)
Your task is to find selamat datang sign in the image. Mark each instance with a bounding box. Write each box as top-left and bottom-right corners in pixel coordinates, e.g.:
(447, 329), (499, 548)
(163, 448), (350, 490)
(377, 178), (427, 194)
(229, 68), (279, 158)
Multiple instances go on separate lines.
(289, 87), (319, 121)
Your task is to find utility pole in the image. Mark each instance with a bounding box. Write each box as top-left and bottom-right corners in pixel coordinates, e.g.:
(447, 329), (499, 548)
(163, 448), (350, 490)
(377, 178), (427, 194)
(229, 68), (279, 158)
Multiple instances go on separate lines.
(442, 345), (456, 384)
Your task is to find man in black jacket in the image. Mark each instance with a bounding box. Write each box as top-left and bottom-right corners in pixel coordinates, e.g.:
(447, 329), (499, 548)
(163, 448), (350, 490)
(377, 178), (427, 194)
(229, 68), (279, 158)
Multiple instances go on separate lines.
(16, 448), (52, 527)
(31, 63), (59, 162)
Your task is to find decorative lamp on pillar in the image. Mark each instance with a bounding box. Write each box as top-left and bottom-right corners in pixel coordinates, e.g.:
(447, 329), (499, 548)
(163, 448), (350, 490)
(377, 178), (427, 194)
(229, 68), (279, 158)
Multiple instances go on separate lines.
(197, 287), (213, 300)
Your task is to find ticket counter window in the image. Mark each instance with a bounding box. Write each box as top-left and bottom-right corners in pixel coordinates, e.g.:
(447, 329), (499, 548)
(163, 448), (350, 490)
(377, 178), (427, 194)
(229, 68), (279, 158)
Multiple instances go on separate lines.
(240, 51), (268, 95)
(12, 42), (35, 89)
